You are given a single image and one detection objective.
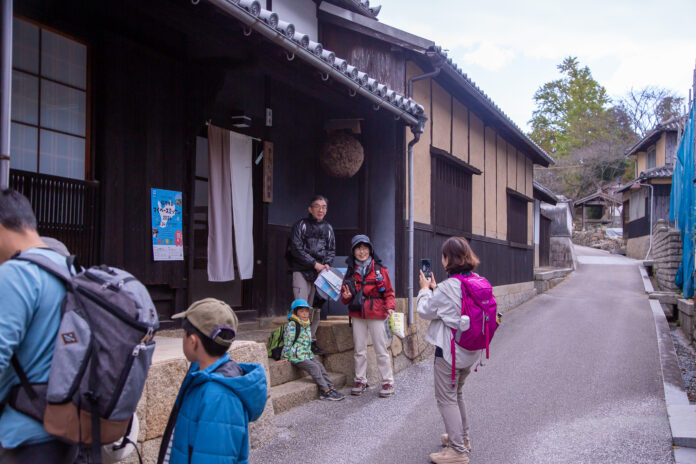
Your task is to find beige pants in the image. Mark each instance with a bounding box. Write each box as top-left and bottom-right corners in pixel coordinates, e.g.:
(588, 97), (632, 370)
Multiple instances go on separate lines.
(352, 317), (394, 384)
(433, 356), (471, 454)
(292, 272), (320, 341)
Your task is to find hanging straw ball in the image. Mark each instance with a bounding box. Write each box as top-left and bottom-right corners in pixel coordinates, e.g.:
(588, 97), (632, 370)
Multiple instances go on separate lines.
(319, 133), (364, 178)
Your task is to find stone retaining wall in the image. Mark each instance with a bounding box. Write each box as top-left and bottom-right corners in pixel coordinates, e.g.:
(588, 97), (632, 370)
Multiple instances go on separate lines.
(651, 219), (682, 292)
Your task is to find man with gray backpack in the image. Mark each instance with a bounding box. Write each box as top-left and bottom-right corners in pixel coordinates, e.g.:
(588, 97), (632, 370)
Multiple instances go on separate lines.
(0, 189), (158, 463)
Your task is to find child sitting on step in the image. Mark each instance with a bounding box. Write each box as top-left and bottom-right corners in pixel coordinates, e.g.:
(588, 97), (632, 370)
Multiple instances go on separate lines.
(280, 299), (345, 401)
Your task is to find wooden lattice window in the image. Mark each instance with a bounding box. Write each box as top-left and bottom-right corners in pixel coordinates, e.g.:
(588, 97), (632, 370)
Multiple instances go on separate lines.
(431, 152), (472, 234)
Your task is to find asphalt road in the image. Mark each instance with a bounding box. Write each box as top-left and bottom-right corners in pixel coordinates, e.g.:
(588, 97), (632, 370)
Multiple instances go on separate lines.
(250, 246), (674, 464)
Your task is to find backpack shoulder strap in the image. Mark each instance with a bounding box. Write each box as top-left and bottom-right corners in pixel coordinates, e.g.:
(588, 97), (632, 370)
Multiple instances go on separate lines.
(13, 252), (74, 285)
(292, 321), (301, 346)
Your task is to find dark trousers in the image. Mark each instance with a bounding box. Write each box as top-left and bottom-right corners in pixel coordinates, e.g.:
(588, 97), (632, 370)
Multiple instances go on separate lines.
(0, 439), (78, 464)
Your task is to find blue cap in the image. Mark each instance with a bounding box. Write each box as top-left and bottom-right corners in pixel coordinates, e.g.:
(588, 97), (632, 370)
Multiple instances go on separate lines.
(289, 299), (311, 319)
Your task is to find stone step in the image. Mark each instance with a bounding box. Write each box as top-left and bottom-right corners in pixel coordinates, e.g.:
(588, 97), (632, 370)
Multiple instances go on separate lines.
(271, 371), (346, 414)
(268, 358), (311, 387)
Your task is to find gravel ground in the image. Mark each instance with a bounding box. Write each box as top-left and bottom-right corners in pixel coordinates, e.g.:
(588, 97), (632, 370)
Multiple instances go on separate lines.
(670, 323), (696, 403)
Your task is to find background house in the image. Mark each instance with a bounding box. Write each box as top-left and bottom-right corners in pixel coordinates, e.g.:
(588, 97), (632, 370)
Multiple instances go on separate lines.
(619, 116), (685, 259)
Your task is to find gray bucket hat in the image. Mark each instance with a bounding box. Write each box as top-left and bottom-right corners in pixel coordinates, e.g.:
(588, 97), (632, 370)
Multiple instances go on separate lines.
(351, 234), (373, 253)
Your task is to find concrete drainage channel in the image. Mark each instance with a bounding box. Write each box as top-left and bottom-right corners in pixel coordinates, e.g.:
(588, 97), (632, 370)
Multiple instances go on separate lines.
(640, 265), (696, 463)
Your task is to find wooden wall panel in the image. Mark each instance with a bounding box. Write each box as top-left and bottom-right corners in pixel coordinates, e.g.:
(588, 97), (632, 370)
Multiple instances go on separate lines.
(496, 135), (507, 240)
(525, 157), (533, 197)
(507, 142), (516, 191)
(470, 113), (485, 235)
(636, 151), (647, 174)
(452, 99), (469, 162)
(431, 81), (451, 151)
(516, 150), (525, 193)
(404, 226), (534, 295)
(406, 61), (432, 224)
(484, 127), (497, 238)
(657, 133), (667, 167)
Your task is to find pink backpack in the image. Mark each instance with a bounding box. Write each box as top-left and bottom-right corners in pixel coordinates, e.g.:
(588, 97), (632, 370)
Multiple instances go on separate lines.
(449, 273), (498, 386)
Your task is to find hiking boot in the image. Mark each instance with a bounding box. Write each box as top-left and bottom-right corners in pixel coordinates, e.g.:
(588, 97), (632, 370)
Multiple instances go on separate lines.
(311, 341), (326, 356)
(429, 446), (469, 464)
(379, 383), (394, 398)
(327, 388), (345, 401)
(351, 381), (367, 396)
(441, 434), (471, 452)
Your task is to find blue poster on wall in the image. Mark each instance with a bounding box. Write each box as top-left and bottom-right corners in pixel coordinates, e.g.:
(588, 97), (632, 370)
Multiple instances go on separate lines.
(151, 188), (184, 261)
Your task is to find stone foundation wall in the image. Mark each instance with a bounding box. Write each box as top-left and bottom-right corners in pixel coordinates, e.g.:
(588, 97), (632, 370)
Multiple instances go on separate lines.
(550, 236), (575, 269)
(626, 235), (650, 260)
(651, 219), (682, 292)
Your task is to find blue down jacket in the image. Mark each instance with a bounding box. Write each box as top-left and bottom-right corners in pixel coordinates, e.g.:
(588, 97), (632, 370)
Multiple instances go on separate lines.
(167, 354), (267, 464)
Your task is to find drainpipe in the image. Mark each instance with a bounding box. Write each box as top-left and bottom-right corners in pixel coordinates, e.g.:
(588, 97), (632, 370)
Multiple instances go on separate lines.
(0, 0), (12, 190)
(644, 183), (654, 260)
(406, 61), (440, 325)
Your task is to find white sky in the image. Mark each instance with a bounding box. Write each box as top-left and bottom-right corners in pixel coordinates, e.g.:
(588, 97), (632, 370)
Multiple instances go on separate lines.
(372, 0), (696, 132)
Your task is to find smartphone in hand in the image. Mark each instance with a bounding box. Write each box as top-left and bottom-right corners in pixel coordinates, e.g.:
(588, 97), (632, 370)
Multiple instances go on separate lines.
(420, 259), (432, 279)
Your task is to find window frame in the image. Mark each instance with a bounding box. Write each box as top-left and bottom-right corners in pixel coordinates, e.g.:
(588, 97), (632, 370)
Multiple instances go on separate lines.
(646, 145), (656, 170)
(506, 188), (530, 245)
(430, 146), (477, 235)
(10, 16), (91, 180)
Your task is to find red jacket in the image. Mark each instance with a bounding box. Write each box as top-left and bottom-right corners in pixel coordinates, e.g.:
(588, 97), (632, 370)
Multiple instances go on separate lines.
(341, 260), (395, 320)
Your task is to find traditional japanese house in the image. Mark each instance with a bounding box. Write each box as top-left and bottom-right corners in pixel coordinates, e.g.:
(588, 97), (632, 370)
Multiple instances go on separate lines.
(2, 0), (553, 325)
(618, 116), (685, 259)
(317, 2), (554, 304)
(4, 0), (429, 324)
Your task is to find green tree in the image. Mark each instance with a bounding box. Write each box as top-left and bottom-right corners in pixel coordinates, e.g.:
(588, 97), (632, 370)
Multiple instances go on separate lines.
(529, 57), (611, 158)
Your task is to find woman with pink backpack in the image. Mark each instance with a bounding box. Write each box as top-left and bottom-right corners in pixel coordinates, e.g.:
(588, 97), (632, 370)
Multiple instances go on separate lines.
(417, 236), (498, 464)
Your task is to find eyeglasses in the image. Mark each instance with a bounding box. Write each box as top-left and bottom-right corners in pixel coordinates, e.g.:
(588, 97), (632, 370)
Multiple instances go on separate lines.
(311, 204), (327, 210)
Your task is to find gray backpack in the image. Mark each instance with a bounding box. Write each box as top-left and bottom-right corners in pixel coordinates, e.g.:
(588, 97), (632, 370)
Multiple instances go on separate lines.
(5, 252), (158, 461)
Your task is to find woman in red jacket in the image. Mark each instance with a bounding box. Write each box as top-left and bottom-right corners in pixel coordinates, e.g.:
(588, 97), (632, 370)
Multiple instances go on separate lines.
(340, 234), (396, 398)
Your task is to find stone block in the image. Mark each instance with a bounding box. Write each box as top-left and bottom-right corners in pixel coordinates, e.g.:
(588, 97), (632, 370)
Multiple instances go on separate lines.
(249, 398), (276, 448)
(391, 335), (403, 356)
(228, 340), (270, 381)
(393, 353), (414, 375)
(269, 359), (309, 387)
(678, 299), (694, 342)
(135, 383), (147, 443)
(316, 321), (360, 354)
(270, 372), (346, 414)
(141, 438), (161, 464)
(322, 350), (355, 381)
(145, 359), (188, 440)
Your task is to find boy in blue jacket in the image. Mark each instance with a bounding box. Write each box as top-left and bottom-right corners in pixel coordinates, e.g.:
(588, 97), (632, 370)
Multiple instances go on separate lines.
(157, 298), (267, 464)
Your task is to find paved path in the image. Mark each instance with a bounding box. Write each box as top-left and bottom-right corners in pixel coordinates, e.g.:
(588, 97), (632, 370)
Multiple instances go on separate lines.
(250, 246), (674, 463)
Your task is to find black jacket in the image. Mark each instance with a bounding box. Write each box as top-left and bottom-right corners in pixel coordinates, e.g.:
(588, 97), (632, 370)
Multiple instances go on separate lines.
(286, 215), (335, 280)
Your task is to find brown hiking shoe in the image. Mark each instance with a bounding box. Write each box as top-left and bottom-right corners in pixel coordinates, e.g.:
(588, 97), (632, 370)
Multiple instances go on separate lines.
(429, 446), (469, 464)
(441, 434), (471, 452)
(351, 381), (367, 396)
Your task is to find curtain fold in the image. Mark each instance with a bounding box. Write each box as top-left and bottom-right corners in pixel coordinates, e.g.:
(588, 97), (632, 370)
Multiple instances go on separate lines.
(229, 131), (254, 280)
(207, 125), (235, 282)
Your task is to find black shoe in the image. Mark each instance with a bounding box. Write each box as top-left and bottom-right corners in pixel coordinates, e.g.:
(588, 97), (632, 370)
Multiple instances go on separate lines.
(320, 388), (345, 401)
(311, 342), (326, 356)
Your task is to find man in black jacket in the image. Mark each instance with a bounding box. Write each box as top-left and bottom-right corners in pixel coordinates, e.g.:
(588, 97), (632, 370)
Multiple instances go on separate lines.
(286, 195), (335, 354)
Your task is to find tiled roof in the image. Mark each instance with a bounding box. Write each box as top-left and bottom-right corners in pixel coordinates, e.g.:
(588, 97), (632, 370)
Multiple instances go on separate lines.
(574, 191), (621, 207)
(325, 0), (381, 19)
(216, 0), (424, 125)
(533, 180), (558, 205)
(617, 165), (674, 192)
(625, 115), (687, 156)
